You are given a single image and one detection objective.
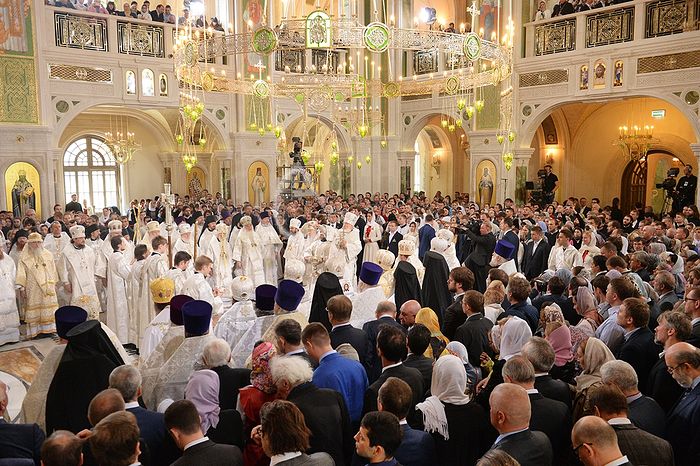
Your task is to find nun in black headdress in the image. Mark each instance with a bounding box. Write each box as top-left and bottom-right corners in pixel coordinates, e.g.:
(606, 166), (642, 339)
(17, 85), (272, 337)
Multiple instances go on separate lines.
(393, 261), (422, 312)
(421, 249), (452, 325)
(308, 272), (343, 331)
(45, 320), (125, 434)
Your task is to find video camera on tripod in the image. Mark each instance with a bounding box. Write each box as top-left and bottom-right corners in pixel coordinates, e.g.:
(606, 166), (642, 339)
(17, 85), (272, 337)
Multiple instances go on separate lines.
(656, 167), (679, 193)
(526, 169), (549, 206)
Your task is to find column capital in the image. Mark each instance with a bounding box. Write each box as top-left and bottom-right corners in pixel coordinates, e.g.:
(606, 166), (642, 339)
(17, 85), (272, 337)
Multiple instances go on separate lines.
(690, 143), (700, 156)
(514, 147), (535, 159)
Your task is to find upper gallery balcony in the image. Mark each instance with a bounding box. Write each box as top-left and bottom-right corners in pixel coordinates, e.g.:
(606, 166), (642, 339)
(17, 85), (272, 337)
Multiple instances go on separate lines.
(522, 0), (699, 61)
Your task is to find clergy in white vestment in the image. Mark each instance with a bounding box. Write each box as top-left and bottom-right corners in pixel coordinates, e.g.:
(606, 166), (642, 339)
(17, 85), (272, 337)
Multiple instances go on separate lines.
(173, 222), (194, 258)
(96, 220), (133, 283)
(139, 276), (175, 352)
(181, 255), (223, 314)
(374, 249), (396, 299)
(332, 212), (363, 285)
(435, 229), (461, 270)
(361, 212), (383, 264)
(302, 221), (323, 286)
(395, 239), (425, 286)
(85, 224), (103, 251)
(147, 299), (214, 410)
(126, 244), (150, 345)
(165, 250), (192, 294)
(16, 233), (59, 339)
(140, 294), (192, 362)
(8, 230), (28, 267)
(0, 248), (19, 345)
(284, 219), (305, 263)
(85, 224), (106, 311)
(197, 215), (218, 253)
(256, 211), (282, 285)
(490, 239), (518, 277)
(44, 222), (72, 306)
(231, 216), (265, 287)
(59, 225), (101, 320)
(214, 276), (258, 353)
(138, 236), (170, 328)
(228, 283), (277, 366)
(106, 236), (132, 342)
(206, 223), (234, 289)
(236, 280), (308, 369)
(349, 262), (386, 328)
(139, 221), (162, 252)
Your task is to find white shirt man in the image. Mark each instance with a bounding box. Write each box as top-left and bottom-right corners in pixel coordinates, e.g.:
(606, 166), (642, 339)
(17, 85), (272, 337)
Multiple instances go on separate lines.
(59, 225), (100, 320)
(547, 230), (583, 271)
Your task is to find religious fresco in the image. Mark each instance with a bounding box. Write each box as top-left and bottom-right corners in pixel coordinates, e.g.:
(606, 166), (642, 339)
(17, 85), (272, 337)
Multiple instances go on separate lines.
(593, 59), (606, 89)
(5, 161), (41, 218)
(0, 0), (33, 56)
(580, 65), (589, 90)
(613, 60), (623, 87)
(248, 161), (270, 206)
(475, 159), (496, 207)
(186, 166), (206, 199)
(0, 1), (37, 123)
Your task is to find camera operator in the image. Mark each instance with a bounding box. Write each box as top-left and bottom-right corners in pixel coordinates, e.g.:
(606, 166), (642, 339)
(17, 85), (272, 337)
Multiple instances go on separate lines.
(541, 164), (559, 203)
(289, 136), (306, 189)
(674, 165), (697, 212)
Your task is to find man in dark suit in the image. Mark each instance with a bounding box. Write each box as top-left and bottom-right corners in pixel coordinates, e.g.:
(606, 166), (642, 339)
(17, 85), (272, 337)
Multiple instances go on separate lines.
(503, 356), (571, 464)
(571, 416), (632, 466)
(362, 301), (405, 383)
(521, 226), (550, 280)
(417, 215), (437, 261)
(522, 337), (572, 408)
(665, 342), (700, 466)
(588, 384), (673, 466)
(600, 359), (666, 438)
(381, 220), (403, 257)
(270, 357), (352, 466)
(454, 290), (494, 375)
(165, 400), (243, 466)
(89, 411), (143, 466)
(150, 3), (164, 21)
(377, 377), (437, 466)
(499, 217), (520, 271)
(615, 298), (661, 393)
(505, 276), (540, 333)
(109, 365), (180, 466)
(488, 383), (553, 466)
(653, 270), (679, 312)
(328, 295), (372, 370)
(403, 324), (434, 392)
(0, 381), (44, 465)
(442, 267), (474, 340)
(552, 0), (574, 17)
(685, 286), (700, 347)
(464, 221), (496, 292)
(273, 318), (317, 369)
(40, 430), (83, 466)
(648, 311), (690, 412)
(531, 276), (579, 325)
(363, 326), (424, 429)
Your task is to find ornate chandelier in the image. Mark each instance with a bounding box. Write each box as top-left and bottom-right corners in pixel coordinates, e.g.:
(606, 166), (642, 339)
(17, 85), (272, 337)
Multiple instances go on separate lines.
(616, 125), (658, 162)
(105, 116), (140, 164)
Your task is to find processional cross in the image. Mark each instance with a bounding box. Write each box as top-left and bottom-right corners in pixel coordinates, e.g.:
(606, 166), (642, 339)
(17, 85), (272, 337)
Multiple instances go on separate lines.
(161, 183), (176, 268)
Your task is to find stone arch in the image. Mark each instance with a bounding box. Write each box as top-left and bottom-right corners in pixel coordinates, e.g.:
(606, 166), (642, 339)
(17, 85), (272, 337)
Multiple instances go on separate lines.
(402, 110), (470, 151)
(281, 111), (353, 155)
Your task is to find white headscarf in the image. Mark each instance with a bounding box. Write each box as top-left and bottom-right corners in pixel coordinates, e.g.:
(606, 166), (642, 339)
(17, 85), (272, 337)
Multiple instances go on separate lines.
(416, 355), (471, 440)
(446, 341), (469, 365)
(498, 316), (532, 360)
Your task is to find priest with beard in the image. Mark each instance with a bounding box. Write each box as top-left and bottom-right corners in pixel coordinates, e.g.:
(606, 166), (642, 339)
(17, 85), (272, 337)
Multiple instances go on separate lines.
(44, 221), (72, 306)
(256, 211), (282, 285)
(59, 225), (101, 320)
(284, 218), (305, 264)
(173, 222), (194, 259)
(232, 216), (265, 287)
(331, 212), (363, 285)
(207, 223), (234, 290)
(16, 232), (60, 339)
(421, 241), (452, 325)
(197, 215), (218, 252)
(85, 224), (103, 251)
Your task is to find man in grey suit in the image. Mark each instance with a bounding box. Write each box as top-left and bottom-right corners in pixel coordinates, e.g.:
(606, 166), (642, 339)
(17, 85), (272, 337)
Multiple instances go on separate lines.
(165, 400), (243, 466)
(571, 416), (632, 466)
(588, 384), (673, 466)
(258, 400), (334, 466)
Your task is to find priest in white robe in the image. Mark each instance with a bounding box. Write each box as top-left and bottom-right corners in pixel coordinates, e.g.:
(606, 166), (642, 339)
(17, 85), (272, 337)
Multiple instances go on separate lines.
(59, 225), (101, 320)
(44, 222), (72, 306)
(213, 276), (258, 353)
(375, 249), (396, 299)
(85, 224), (103, 251)
(138, 236), (169, 328)
(284, 218), (305, 264)
(197, 215), (218, 253)
(490, 239), (518, 276)
(206, 223), (234, 290)
(173, 222), (194, 258)
(140, 294), (192, 363)
(227, 283), (277, 367)
(349, 262), (387, 327)
(436, 229), (461, 270)
(231, 216), (265, 287)
(181, 255), (223, 314)
(0, 248), (19, 346)
(256, 211), (282, 285)
(16, 233), (59, 339)
(106, 236), (132, 342)
(331, 212), (362, 285)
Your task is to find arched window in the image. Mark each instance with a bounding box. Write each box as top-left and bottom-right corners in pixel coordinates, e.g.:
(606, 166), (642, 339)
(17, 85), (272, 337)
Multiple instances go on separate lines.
(64, 136), (121, 210)
(142, 69), (155, 96)
(126, 70), (136, 95)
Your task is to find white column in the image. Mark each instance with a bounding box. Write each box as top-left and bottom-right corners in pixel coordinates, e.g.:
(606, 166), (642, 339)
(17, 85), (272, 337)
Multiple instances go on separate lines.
(691, 143), (700, 207)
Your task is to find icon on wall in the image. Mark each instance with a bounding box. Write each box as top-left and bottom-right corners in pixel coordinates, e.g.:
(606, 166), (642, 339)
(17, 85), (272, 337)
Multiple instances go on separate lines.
(613, 60), (623, 87)
(580, 65), (589, 90)
(5, 162), (41, 218)
(248, 161), (269, 206)
(593, 60), (606, 89)
(186, 166), (206, 199)
(475, 159), (497, 208)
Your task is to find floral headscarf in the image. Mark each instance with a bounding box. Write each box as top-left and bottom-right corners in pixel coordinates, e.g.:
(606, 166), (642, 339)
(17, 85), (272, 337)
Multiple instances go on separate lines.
(250, 342), (277, 394)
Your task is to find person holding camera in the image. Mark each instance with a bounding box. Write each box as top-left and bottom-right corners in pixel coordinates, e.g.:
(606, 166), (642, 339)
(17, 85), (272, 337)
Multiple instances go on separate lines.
(674, 165), (697, 212)
(541, 165), (559, 204)
(289, 137), (308, 189)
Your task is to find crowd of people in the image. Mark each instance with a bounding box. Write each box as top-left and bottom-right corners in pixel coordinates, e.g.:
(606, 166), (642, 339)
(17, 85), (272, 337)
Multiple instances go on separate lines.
(1, 184), (700, 466)
(533, 0), (633, 21)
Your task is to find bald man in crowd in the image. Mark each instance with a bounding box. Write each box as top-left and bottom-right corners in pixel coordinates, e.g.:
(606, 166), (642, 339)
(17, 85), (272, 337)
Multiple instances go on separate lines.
(399, 300), (420, 330)
(571, 416), (630, 466)
(487, 383), (553, 466)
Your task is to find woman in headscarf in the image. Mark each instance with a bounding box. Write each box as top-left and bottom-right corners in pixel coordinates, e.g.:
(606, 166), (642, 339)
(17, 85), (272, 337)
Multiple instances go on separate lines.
(394, 260), (422, 311)
(186, 369), (244, 448)
(238, 342), (278, 466)
(416, 307), (449, 360)
(416, 355), (494, 466)
(445, 341), (481, 397)
(572, 287), (603, 348)
(46, 320), (125, 434)
(572, 337), (615, 421)
(474, 316), (532, 409)
(483, 281), (506, 324)
(307, 272), (343, 331)
(579, 229), (600, 270)
(541, 305), (576, 384)
(421, 249), (452, 323)
(661, 251), (687, 297)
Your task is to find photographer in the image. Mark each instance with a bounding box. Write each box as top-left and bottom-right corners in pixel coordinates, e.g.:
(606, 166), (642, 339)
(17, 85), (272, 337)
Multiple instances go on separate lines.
(541, 165), (559, 203)
(289, 137), (306, 189)
(674, 165), (697, 212)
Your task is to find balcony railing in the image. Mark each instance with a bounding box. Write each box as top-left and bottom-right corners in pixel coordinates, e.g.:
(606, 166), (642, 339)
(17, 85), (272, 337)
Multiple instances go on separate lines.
(525, 0), (699, 58)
